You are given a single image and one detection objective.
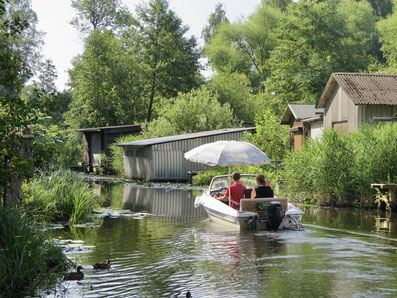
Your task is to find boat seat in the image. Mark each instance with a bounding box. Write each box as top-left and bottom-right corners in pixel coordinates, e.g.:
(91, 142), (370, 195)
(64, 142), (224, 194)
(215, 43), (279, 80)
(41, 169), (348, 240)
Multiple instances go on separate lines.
(240, 197), (288, 211)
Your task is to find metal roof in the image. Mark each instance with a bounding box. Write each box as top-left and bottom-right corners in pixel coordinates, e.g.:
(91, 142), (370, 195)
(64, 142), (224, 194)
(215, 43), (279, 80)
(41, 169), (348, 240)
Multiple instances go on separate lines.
(75, 124), (141, 133)
(317, 73), (397, 108)
(281, 104), (324, 124)
(117, 127), (256, 147)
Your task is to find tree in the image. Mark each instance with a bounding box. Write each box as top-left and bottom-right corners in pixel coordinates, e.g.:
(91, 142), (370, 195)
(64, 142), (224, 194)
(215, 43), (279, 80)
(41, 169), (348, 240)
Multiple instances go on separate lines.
(133, 0), (201, 122)
(243, 108), (289, 161)
(367, 0), (393, 18)
(71, 0), (132, 35)
(378, 0), (397, 71)
(208, 71), (262, 122)
(0, 0), (38, 204)
(201, 3), (229, 44)
(265, 0), (378, 107)
(1, 0), (44, 80)
(204, 3), (282, 90)
(67, 29), (144, 129)
(143, 87), (234, 138)
(264, 0), (292, 11)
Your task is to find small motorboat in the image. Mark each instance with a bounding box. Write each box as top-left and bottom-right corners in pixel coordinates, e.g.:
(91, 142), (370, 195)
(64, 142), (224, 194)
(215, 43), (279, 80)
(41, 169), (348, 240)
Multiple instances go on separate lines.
(194, 174), (304, 230)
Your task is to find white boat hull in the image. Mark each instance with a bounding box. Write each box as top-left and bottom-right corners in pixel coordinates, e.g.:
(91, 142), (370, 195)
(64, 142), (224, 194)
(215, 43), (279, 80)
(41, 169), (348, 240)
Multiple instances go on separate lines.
(195, 193), (303, 231)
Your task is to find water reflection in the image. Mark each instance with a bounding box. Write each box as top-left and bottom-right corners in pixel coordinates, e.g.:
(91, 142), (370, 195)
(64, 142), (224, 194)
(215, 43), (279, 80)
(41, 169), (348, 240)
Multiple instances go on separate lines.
(94, 182), (206, 219)
(122, 184), (206, 218)
(303, 206), (397, 237)
(51, 184), (397, 297)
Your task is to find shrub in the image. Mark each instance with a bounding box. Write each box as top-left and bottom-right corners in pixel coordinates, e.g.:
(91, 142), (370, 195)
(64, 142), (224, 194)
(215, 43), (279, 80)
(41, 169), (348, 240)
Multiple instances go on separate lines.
(243, 108), (290, 161)
(0, 207), (68, 296)
(142, 87), (235, 139)
(108, 134), (144, 176)
(22, 169), (100, 224)
(192, 165), (279, 188)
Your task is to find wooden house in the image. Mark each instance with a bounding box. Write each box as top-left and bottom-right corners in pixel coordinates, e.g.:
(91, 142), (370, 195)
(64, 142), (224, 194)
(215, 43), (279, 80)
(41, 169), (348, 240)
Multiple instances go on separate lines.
(76, 125), (142, 172)
(316, 73), (397, 134)
(281, 104), (324, 150)
(117, 127), (256, 182)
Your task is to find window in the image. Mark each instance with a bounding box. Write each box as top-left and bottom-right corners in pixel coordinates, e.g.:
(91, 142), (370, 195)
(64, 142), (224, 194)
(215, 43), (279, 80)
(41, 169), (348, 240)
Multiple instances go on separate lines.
(125, 148), (147, 158)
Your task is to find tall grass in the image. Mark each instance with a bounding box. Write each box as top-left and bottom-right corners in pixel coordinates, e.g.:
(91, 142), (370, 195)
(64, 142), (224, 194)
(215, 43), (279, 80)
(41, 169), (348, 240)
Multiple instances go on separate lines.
(282, 124), (397, 207)
(108, 134), (144, 176)
(22, 169), (100, 224)
(0, 207), (69, 296)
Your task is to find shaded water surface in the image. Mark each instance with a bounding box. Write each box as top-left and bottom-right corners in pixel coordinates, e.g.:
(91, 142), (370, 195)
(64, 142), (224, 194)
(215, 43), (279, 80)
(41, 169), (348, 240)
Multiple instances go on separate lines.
(54, 183), (397, 297)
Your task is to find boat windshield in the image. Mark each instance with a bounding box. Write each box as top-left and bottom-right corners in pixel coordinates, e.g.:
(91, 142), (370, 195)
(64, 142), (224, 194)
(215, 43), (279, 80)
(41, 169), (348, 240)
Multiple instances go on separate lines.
(209, 175), (257, 193)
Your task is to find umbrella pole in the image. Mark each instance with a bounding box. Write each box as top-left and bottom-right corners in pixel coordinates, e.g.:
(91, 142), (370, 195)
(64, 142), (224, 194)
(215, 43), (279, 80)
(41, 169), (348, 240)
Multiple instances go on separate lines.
(228, 166), (231, 207)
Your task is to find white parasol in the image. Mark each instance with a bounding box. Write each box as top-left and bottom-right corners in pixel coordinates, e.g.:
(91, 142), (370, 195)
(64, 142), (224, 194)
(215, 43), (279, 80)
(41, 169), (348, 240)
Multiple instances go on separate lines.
(184, 140), (271, 206)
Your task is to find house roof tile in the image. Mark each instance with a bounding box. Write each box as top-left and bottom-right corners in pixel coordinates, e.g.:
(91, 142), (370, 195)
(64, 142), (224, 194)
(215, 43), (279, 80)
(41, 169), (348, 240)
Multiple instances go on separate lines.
(317, 73), (397, 108)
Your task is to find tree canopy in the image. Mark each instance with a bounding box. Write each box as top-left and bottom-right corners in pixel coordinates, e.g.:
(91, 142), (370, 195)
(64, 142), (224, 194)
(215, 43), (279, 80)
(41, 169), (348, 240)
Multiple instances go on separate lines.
(143, 87), (234, 138)
(71, 0), (132, 35)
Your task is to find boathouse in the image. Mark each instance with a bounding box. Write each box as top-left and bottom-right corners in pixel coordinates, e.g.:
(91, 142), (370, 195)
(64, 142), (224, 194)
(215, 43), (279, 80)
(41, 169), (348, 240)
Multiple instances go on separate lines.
(117, 127), (256, 181)
(316, 73), (397, 134)
(76, 125), (142, 172)
(280, 104), (324, 151)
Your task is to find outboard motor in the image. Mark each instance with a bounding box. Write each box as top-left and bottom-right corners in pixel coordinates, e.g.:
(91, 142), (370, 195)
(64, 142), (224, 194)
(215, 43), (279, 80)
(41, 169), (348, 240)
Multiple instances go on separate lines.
(267, 201), (283, 230)
(249, 201), (284, 230)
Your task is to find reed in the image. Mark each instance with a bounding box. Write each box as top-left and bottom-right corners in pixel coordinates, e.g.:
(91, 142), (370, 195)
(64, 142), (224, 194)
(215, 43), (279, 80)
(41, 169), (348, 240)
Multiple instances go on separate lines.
(22, 169), (100, 224)
(0, 207), (68, 296)
(282, 124), (397, 207)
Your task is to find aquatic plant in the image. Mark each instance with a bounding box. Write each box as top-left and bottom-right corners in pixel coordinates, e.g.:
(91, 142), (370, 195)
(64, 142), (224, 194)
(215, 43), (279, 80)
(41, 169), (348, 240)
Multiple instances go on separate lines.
(22, 169), (100, 224)
(282, 123), (397, 207)
(0, 207), (68, 296)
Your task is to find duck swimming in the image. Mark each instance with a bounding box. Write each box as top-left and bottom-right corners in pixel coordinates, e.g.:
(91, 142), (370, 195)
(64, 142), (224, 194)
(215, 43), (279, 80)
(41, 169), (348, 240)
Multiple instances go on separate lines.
(64, 266), (84, 281)
(92, 259), (111, 269)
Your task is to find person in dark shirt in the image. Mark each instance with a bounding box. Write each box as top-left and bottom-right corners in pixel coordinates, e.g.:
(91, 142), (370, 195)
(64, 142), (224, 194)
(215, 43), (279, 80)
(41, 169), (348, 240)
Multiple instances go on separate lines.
(251, 174), (274, 198)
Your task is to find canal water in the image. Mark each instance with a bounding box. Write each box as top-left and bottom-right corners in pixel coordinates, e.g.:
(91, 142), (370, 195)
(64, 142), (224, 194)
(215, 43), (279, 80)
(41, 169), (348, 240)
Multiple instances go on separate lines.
(53, 183), (397, 297)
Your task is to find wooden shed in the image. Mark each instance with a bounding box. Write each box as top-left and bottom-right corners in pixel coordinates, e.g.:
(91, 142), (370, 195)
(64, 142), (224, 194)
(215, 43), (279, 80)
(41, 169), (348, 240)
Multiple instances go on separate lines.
(76, 125), (142, 172)
(117, 127), (256, 182)
(316, 73), (397, 134)
(280, 104), (324, 150)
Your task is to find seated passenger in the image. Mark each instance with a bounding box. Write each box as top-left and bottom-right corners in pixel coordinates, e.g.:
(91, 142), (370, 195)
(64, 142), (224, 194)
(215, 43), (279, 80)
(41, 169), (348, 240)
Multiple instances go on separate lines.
(251, 174), (274, 198)
(215, 172), (246, 210)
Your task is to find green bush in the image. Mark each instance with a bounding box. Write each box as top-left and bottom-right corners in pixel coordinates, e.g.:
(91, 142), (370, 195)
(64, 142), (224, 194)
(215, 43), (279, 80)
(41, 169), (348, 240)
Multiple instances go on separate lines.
(243, 108), (290, 161)
(0, 207), (68, 296)
(108, 134), (144, 176)
(192, 165), (279, 188)
(281, 124), (397, 207)
(22, 169), (100, 224)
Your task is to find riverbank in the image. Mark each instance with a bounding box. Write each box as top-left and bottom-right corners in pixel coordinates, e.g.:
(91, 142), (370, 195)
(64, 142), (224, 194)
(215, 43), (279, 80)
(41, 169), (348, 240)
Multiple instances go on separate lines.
(44, 183), (397, 297)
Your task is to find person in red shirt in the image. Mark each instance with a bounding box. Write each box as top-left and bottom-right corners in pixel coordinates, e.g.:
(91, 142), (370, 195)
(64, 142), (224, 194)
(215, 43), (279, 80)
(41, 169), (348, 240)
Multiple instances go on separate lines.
(215, 172), (247, 210)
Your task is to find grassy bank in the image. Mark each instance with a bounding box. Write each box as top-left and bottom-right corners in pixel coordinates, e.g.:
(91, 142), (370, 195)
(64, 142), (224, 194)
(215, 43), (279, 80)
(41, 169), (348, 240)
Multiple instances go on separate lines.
(282, 124), (397, 207)
(191, 124), (397, 209)
(0, 207), (69, 296)
(22, 169), (101, 224)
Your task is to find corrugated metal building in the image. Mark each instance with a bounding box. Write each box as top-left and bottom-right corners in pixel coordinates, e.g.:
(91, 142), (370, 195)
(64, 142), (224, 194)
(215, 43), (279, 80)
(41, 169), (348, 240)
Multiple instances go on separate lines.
(117, 127), (256, 181)
(280, 104), (324, 150)
(76, 125), (142, 172)
(123, 185), (206, 219)
(316, 73), (397, 134)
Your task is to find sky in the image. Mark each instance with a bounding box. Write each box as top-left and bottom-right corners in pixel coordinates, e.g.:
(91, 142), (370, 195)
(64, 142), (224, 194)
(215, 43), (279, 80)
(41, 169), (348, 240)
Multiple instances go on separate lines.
(31, 0), (262, 91)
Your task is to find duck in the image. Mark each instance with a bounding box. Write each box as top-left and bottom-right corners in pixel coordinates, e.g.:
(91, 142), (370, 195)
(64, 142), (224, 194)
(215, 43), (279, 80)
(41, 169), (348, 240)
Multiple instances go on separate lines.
(92, 259), (111, 269)
(64, 266), (84, 281)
